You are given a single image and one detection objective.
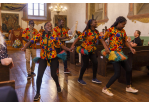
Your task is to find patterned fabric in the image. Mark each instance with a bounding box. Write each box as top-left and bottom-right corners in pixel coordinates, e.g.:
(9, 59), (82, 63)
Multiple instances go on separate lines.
(0, 43), (8, 61)
(101, 49), (127, 62)
(31, 32), (62, 60)
(22, 28), (38, 49)
(53, 26), (68, 48)
(77, 31), (82, 36)
(78, 29), (102, 52)
(102, 27), (128, 52)
(12, 39), (22, 48)
(66, 28), (70, 34)
(39, 29), (45, 34)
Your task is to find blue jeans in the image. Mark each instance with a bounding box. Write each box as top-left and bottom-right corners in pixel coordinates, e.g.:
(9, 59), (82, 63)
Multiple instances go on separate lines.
(55, 48), (67, 70)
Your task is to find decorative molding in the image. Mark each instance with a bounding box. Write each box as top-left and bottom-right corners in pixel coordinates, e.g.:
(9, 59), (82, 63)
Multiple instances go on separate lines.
(131, 18), (149, 23)
(86, 3), (109, 26)
(22, 3), (51, 25)
(127, 3), (149, 23)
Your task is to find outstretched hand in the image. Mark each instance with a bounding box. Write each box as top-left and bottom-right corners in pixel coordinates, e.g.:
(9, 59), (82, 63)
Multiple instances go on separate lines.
(105, 48), (110, 54)
(100, 32), (104, 36)
(69, 46), (75, 52)
(9, 61), (14, 69)
(20, 47), (26, 52)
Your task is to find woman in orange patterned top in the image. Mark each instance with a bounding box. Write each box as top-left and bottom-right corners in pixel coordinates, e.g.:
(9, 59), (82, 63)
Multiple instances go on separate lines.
(21, 22), (73, 101)
(71, 19), (109, 85)
(101, 16), (138, 96)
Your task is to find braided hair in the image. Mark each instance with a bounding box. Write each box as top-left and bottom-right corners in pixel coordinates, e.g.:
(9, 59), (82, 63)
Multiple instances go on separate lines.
(83, 19), (97, 32)
(111, 16), (127, 28)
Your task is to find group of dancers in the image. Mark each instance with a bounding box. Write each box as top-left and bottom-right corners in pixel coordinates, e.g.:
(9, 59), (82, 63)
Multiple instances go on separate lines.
(20, 16), (139, 100)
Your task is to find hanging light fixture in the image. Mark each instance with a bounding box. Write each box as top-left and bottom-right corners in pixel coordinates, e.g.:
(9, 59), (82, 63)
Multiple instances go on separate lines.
(49, 3), (67, 15)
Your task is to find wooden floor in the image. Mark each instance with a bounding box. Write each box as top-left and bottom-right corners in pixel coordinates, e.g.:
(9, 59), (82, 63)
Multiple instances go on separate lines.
(7, 48), (149, 102)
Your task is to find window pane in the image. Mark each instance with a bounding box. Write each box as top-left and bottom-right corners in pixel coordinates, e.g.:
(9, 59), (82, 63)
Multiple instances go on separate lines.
(28, 3), (33, 9)
(28, 9), (33, 15)
(34, 10), (38, 15)
(34, 3), (38, 10)
(40, 10), (44, 16)
(40, 4), (44, 10)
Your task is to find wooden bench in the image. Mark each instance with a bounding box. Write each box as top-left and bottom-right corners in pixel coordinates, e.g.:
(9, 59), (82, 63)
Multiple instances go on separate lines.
(0, 64), (10, 82)
(69, 41), (82, 64)
(118, 50), (149, 84)
(97, 46), (149, 77)
(0, 64), (15, 89)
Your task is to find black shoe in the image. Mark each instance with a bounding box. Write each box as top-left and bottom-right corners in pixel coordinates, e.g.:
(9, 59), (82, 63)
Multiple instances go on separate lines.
(34, 93), (41, 101)
(57, 86), (61, 93)
(27, 74), (31, 79)
(31, 72), (36, 76)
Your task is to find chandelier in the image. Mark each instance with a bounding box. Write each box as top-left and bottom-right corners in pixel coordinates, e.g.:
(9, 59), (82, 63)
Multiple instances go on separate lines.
(49, 3), (67, 15)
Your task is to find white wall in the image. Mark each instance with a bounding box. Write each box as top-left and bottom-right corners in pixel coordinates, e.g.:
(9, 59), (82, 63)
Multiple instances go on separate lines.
(97, 3), (149, 36)
(68, 3), (86, 32)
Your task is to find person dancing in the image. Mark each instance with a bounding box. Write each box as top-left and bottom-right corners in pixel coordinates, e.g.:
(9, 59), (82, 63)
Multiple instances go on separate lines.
(71, 19), (108, 85)
(53, 19), (71, 74)
(21, 22), (73, 101)
(101, 16), (138, 96)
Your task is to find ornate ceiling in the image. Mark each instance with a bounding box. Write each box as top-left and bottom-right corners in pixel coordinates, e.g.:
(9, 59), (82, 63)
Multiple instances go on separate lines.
(1, 3), (27, 11)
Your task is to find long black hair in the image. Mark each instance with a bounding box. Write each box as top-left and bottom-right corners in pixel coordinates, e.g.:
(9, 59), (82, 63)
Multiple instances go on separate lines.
(111, 16), (127, 28)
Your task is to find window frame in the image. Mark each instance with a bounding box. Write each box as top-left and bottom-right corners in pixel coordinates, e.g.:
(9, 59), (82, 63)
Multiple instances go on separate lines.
(27, 3), (45, 17)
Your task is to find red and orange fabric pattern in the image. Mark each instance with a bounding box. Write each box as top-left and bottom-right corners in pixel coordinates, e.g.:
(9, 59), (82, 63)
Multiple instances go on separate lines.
(39, 29), (45, 34)
(101, 27), (128, 61)
(22, 28), (38, 49)
(53, 26), (68, 48)
(31, 33), (62, 60)
(102, 27), (128, 52)
(78, 29), (102, 52)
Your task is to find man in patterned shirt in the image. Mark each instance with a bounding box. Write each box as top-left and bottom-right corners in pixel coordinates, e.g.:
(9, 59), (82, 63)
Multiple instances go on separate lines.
(22, 20), (38, 79)
(53, 19), (70, 74)
(39, 26), (45, 34)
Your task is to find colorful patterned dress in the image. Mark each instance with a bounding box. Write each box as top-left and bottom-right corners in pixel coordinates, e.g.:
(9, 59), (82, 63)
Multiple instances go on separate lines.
(76, 29), (102, 55)
(101, 27), (128, 61)
(31, 32), (62, 60)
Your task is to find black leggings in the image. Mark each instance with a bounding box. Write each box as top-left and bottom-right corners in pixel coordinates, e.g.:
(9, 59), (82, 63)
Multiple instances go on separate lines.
(106, 60), (131, 88)
(78, 52), (98, 80)
(36, 58), (60, 94)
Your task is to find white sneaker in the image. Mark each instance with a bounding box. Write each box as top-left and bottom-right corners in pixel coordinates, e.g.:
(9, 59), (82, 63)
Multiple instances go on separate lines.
(126, 86), (138, 93)
(102, 88), (114, 96)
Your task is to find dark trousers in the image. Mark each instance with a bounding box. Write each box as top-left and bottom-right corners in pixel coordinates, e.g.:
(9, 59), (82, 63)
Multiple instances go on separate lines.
(0, 86), (18, 102)
(78, 52), (98, 80)
(55, 48), (67, 70)
(36, 58), (60, 94)
(106, 60), (131, 88)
